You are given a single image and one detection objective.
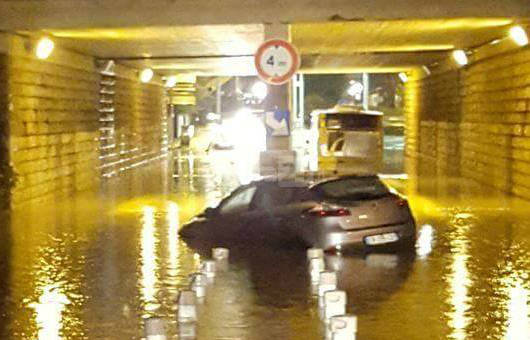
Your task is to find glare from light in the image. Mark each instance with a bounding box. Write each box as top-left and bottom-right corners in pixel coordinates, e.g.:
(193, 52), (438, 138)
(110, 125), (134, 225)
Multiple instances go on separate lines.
(220, 107), (266, 183)
(446, 216), (471, 340)
(141, 206), (158, 309)
(140, 68), (154, 83)
(251, 81), (268, 100)
(187, 125), (195, 138)
(416, 224), (434, 258)
(452, 50), (468, 66)
(29, 284), (70, 340)
(347, 81), (364, 97)
(506, 282), (529, 340)
(422, 66), (431, 76)
(165, 75), (178, 88)
(167, 202), (180, 278)
(509, 26), (529, 46)
(36, 37), (55, 60)
(398, 72), (408, 83)
(206, 112), (220, 121)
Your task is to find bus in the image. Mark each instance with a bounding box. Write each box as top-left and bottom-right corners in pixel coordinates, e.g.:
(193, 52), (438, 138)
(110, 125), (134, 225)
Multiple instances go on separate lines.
(313, 105), (383, 174)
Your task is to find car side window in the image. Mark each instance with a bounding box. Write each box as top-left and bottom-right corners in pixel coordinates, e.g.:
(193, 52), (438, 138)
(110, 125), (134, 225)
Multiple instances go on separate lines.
(219, 185), (257, 215)
(252, 185), (300, 211)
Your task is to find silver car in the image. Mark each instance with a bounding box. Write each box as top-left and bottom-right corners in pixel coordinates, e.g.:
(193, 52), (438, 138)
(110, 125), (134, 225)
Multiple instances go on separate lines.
(179, 175), (416, 251)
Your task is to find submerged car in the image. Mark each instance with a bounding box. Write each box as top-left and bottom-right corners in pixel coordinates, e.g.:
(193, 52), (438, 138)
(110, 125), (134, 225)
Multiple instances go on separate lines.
(179, 175), (416, 251)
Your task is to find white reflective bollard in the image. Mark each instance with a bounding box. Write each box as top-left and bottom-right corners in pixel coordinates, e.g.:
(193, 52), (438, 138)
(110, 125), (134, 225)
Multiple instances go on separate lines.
(323, 290), (347, 322)
(330, 315), (357, 340)
(212, 247), (229, 261)
(189, 272), (208, 286)
(318, 271), (338, 297)
(307, 248), (324, 261)
(145, 317), (167, 340)
(201, 260), (217, 279)
(309, 257), (326, 284)
(177, 290), (197, 323)
(191, 279), (207, 300)
(178, 321), (197, 339)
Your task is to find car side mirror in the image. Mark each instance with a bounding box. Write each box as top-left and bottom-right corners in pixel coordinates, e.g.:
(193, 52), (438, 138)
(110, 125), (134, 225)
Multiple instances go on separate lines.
(202, 207), (218, 218)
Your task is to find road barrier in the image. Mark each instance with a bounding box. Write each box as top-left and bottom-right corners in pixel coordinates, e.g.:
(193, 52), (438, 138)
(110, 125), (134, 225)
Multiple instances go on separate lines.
(177, 290), (198, 323)
(309, 257), (326, 283)
(145, 317), (167, 340)
(145, 247), (359, 340)
(323, 290), (347, 323)
(329, 315), (358, 340)
(201, 260), (217, 279)
(307, 248), (324, 261)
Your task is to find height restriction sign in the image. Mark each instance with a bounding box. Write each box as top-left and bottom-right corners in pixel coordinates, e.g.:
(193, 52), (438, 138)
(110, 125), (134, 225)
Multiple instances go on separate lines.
(254, 39), (300, 85)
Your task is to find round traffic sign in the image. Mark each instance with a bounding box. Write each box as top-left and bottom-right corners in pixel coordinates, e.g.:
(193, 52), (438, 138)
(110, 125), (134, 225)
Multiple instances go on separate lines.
(254, 39), (300, 85)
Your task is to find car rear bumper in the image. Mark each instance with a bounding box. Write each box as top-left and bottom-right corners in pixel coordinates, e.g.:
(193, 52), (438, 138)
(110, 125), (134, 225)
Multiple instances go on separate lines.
(317, 221), (416, 251)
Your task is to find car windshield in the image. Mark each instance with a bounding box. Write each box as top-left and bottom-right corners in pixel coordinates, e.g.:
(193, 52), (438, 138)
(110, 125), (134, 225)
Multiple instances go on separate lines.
(314, 177), (389, 201)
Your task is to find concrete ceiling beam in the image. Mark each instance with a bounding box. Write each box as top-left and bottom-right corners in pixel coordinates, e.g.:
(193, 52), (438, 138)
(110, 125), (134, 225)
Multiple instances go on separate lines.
(1, 0), (528, 30)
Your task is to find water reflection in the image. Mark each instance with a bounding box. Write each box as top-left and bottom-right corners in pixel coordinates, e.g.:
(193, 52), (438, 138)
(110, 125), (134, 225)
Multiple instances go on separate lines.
(29, 284), (70, 340)
(416, 224), (435, 259)
(140, 206), (160, 313)
(446, 211), (473, 340)
(2, 153), (530, 339)
(167, 202), (180, 279)
(506, 281), (529, 340)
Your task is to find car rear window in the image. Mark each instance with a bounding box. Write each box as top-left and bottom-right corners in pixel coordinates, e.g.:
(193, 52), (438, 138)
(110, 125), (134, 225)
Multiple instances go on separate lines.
(313, 177), (389, 200)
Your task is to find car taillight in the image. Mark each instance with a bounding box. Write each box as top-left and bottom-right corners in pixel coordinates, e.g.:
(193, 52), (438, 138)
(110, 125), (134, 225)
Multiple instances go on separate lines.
(306, 205), (351, 217)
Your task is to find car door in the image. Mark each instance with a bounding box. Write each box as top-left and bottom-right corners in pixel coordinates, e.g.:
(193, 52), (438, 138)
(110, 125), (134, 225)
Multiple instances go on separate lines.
(213, 184), (258, 241)
(248, 183), (309, 244)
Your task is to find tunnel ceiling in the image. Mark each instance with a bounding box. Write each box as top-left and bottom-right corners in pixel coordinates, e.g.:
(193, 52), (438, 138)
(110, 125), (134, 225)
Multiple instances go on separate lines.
(25, 18), (520, 75)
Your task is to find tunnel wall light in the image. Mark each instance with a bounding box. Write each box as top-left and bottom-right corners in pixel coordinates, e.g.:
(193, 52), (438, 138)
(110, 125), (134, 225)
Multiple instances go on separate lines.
(509, 26), (529, 47)
(452, 50), (468, 66)
(398, 72), (408, 83)
(165, 75), (178, 88)
(140, 68), (154, 83)
(35, 37), (55, 60)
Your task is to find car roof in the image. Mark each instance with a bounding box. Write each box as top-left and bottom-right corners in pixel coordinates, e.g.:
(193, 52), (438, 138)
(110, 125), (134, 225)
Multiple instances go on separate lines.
(309, 174), (381, 189)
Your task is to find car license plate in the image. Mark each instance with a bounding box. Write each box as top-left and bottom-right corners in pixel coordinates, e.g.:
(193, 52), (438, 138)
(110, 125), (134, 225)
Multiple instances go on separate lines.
(364, 232), (399, 245)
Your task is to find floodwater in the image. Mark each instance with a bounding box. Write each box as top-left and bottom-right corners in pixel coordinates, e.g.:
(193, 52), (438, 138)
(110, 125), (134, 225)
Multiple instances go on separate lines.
(0, 150), (529, 340)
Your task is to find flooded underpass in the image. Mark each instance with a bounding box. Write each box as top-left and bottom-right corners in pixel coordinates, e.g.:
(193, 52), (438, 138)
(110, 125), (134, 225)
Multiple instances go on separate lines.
(0, 151), (529, 340)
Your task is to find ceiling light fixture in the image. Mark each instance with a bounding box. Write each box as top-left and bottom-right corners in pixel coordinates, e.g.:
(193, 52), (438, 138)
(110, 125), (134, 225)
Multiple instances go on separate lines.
(509, 26), (529, 47)
(452, 50), (468, 66)
(35, 37), (55, 60)
(398, 72), (408, 83)
(140, 68), (154, 83)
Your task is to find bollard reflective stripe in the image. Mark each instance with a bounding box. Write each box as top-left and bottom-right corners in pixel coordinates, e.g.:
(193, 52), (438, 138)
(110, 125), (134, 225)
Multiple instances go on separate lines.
(307, 248), (324, 261)
(309, 257), (326, 284)
(201, 260), (216, 278)
(212, 247), (229, 261)
(189, 273), (208, 286)
(178, 322), (197, 339)
(330, 315), (358, 340)
(318, 271), (338, 297)
(323, 290), (347, 322)
(145, 317), (167, 340)
(177, 290), (197, 323)
(191, 281), (207, 299)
